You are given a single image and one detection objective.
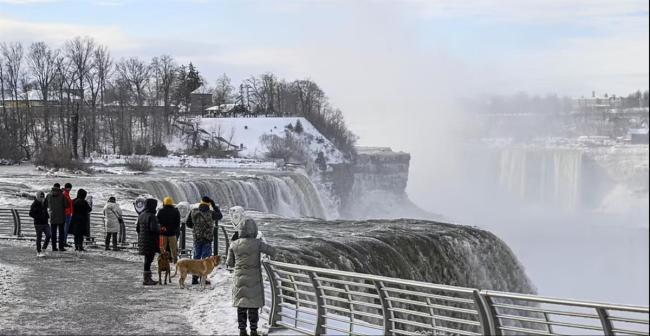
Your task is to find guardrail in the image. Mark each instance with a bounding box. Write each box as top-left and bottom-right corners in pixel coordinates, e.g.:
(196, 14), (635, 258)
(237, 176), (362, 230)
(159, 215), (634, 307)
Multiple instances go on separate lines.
(0, 207), (241, 257)
(260, 260), (650, 336)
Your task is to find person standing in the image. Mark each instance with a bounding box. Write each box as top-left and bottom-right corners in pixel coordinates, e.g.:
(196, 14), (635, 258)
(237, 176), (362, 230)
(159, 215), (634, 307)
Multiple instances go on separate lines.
(136, 198), (160, 286)
(29, 191), (51, 257)
(226, 218), (277, 336)
(62, 183), (73, 248)
(157, 196), (180, 263)
(103, 196), (123, 251)
(69, 189), (92, 251)
(45, 183), (69, 252)
(185, 196), (223, 285)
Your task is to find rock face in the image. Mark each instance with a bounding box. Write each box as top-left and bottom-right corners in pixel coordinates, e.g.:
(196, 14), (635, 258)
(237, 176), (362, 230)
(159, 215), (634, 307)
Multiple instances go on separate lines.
(328, 147), (434, 219)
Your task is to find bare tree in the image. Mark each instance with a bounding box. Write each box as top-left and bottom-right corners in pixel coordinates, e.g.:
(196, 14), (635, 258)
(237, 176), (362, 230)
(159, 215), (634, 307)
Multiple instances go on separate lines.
(213, 73), (233, 106)
(151, 55), (177, 139)
(65, 36), (96, 158)
(28, 42), (60, 144)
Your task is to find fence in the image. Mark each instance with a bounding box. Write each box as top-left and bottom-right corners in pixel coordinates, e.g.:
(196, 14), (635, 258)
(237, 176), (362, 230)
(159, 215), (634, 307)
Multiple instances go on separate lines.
(260, 260), (650, 336)
(0, 207), (241, 257)
(2, 207), (648, 336)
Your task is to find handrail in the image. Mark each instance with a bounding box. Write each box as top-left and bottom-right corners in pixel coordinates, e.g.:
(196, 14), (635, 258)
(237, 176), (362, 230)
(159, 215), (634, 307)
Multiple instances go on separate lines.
(1, 207), (648, 335)
(261, 261), (650, 336)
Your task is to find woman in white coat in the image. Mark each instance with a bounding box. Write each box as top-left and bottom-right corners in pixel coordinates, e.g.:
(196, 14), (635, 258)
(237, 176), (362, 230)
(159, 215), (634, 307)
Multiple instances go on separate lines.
(103, 196), (123, 251)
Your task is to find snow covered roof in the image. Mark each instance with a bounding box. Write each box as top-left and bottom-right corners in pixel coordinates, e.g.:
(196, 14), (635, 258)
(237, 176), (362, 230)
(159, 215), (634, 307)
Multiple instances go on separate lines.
(629, 128), (649, 135)
(191, 86), (211, 95)
(205, 103), (237, 111)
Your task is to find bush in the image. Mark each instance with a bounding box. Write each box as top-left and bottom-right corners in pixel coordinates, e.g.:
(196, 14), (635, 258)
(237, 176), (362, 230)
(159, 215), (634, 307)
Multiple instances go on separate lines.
(34, 145), (87, 171)
(294, 119), (304, 133)
(148, 143), (169, 157)
(125, 156), (153, 172)
(260, 133), (309, 163)
(134, 141), (147, 155)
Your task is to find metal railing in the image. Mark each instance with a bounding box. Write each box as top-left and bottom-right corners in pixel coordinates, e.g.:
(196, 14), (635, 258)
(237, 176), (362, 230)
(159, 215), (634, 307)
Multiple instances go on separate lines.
(261, 261), (650, 336)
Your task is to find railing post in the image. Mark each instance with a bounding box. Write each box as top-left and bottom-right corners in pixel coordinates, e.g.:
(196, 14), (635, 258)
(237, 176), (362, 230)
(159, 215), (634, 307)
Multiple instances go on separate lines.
(11, 209), (21, 236)
(262, 261), (282, 328)
(180, 222), (186, 250)
(308, 271), (326, 335)
(374, 280), (394, 336)
(472, 290), (492, 336)
(480, 293), (501, 336)
(221, 226), (230, 256)
(596, 307), (614, 335)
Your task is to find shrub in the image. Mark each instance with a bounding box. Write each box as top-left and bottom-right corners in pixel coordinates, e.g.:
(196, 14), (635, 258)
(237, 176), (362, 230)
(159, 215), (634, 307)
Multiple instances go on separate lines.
(134, 141), (147, 155)
(125, 156), (153, 172)
(33, 145), (87, 171)
(260, 133), (309, 163)
(148, 143), (169, 157)
(294, 119), (304, 133)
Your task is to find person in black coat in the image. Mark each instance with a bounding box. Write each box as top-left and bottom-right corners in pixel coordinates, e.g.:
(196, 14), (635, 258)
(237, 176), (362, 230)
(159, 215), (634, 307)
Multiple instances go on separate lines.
(136, 198), (160, 286)
(157, 196), (181, 263)
(69, 189), (92, 251)
(29, 191), (51, 256)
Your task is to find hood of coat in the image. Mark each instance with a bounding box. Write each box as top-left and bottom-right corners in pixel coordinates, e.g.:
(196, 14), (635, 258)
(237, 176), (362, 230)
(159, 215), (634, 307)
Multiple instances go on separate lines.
(229, 206), (246, 229)
(34, 191), (46, 203)
(76, 188), (87, 200)
(145, 198), (158, 213)
(239, 218), (258, 238)
(50, 187), (62, 197)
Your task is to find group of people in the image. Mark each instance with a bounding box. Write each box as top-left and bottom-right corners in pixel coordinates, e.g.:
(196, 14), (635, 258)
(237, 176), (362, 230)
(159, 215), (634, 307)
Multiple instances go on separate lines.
(29, 183), (93, 255)
(30, 187), (277, 336)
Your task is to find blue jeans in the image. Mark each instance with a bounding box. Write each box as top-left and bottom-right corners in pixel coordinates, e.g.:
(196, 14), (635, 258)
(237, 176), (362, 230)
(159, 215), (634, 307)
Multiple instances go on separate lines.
(193, 241), (212, 260)
(64, 216), (72, 243)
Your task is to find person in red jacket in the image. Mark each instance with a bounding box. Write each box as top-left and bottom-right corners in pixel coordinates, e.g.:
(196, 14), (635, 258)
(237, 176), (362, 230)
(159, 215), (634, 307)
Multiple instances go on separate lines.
(63, 182), (73, 248)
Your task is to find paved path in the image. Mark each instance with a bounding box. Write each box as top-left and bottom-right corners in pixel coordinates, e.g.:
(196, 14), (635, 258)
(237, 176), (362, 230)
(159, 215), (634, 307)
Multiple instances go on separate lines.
(0, 239), (205, 335)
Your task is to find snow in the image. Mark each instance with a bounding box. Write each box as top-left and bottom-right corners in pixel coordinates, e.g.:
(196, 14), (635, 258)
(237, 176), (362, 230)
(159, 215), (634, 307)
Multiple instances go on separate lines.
(87, 154), (278, 170)
(171, 117), (345, 164)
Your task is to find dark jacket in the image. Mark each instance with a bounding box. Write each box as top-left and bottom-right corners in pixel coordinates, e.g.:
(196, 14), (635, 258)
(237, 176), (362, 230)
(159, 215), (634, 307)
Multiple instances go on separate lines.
(69, 189), (92, 237)
(226, 219), (276, 308)
(136, 198), (160, 255)
(186, 203), (222, 243)
(29, 199), (49, 227)
(45, 187), (69, 225)
(157, 205), (180, 237)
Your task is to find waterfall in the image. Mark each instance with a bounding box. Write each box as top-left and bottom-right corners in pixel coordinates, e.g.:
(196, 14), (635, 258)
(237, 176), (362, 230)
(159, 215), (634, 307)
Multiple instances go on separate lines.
(263, 217), (535, 294)
(498, 147), (583, 209)
(115, 172), (330, 219)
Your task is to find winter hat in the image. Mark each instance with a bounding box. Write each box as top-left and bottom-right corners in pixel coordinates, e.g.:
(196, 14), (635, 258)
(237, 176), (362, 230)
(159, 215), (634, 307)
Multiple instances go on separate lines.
(35, 191), (45, 203)
(163, 196), (174, 206)
(108, 196), (116, 203)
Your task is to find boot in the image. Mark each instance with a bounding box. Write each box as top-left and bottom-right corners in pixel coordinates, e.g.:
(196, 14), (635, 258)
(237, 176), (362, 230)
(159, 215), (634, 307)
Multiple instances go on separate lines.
(239, 330), (248, 336)
(192, 275), (199, 285)
(143, 271), (157, 286)
(250, 330), (258, 336)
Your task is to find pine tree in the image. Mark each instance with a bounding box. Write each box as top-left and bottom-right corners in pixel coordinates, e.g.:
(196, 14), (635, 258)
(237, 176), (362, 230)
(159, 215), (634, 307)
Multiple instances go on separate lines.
(294, 119), (304, 133)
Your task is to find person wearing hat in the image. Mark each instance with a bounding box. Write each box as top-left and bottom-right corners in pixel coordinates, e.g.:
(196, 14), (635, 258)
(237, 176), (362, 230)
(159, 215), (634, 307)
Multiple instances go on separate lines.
(69, 189), (92, 251)
(45, 183), (69, 252)
(30, 191), (51, 257)
(185, 196), (223, 285)
(103, 196), (123, 251)
(157, 196), (181, 263)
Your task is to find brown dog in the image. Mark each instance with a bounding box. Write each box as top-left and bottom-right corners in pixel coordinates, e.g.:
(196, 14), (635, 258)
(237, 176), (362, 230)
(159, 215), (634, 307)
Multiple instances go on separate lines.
(157, 251), (173, 285)
(172, 255), (221, 289)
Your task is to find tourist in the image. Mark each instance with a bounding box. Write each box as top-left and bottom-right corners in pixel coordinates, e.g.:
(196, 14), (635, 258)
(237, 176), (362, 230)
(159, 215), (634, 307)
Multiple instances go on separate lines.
(136, 198), (160, 286)
(69, 189), (92, 252)
(29, 191), (51, 257)
(185, 196), (223, 285)
(62, 182), (73, 248)
(157, 196), (181, 263)
(226, 218), (277, 336)
(103, 196), (123, 251)
(45, 183), (69, 252)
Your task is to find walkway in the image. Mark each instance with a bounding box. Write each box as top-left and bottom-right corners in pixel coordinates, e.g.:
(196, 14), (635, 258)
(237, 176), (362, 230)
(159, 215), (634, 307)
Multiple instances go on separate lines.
(0, 239), (239, 335)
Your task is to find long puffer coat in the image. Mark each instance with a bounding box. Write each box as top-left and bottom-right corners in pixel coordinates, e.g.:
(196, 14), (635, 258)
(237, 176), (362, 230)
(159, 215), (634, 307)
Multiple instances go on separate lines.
(103, 202), (123, 234)
(226, 218), (276, 308)
(69, 189), (92, 237)
(136, 198), (160, 255)
(45, 187), (69, 225)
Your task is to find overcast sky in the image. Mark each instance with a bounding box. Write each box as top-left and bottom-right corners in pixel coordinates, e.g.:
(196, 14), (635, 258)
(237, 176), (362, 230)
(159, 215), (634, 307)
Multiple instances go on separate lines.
(2, 0), (648, 212)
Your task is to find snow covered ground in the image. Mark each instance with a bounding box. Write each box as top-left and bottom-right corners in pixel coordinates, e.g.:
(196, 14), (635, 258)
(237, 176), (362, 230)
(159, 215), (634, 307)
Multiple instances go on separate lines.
(168, 117), (346, 164)
(0, 238), (261, 335)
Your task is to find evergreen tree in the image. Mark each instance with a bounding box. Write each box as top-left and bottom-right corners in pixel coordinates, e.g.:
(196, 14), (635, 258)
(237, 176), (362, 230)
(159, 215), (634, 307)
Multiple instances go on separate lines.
(294, 119), (304, 133)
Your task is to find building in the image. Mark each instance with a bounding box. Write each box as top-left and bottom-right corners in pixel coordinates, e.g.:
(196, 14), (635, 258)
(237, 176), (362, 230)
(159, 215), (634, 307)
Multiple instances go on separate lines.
(629, 128), (649, 144)
(189, 86), (213, 114)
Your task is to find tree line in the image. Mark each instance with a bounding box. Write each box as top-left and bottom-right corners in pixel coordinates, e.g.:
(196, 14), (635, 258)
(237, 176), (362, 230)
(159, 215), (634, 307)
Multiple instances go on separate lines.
(0, 37), (357, 163)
